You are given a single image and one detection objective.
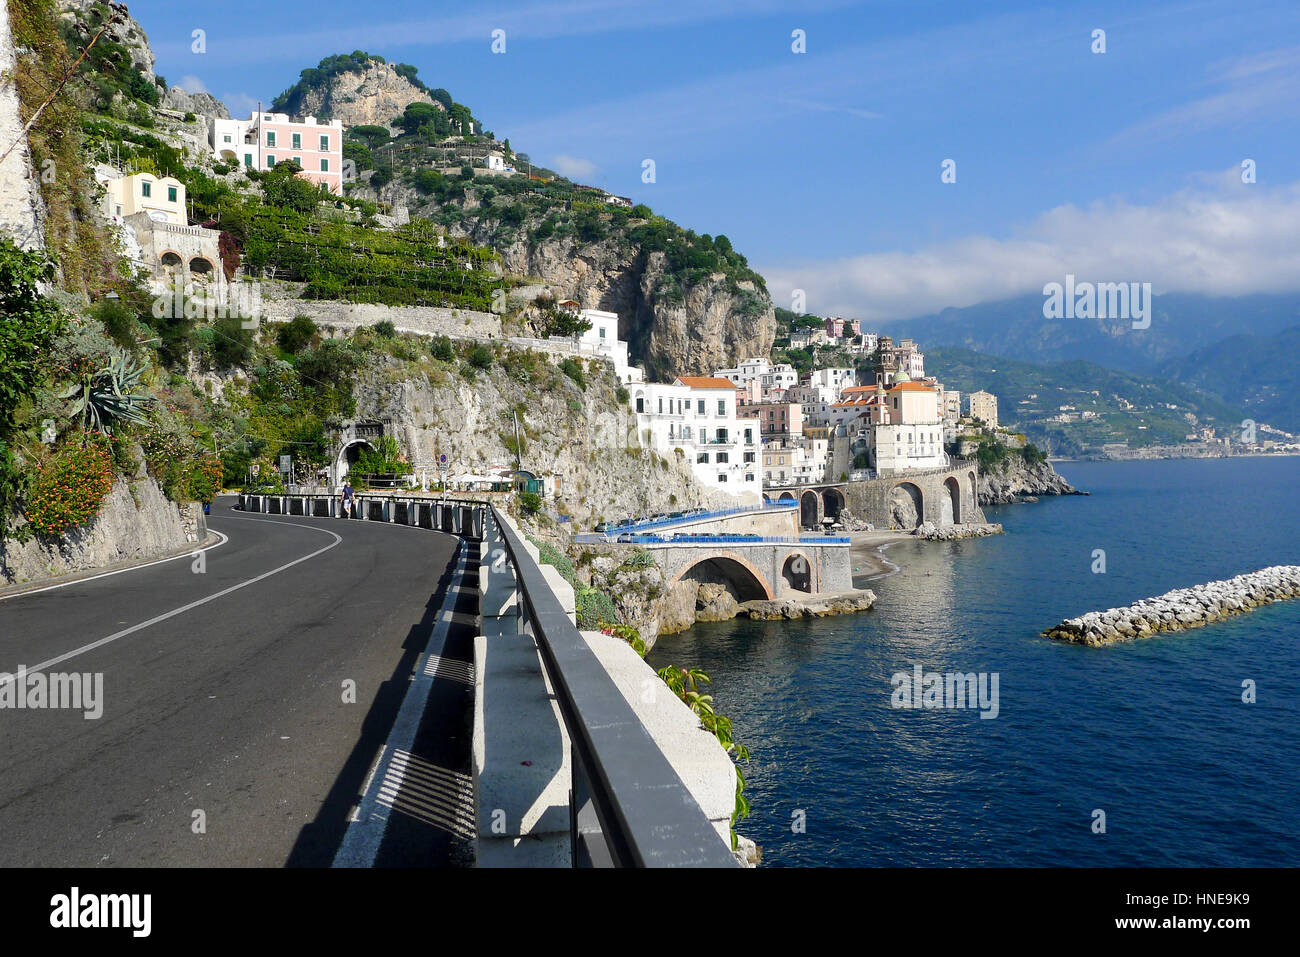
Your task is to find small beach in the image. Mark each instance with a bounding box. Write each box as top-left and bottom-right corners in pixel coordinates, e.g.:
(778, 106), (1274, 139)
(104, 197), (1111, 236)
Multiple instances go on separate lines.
(849, 529), (912, 586)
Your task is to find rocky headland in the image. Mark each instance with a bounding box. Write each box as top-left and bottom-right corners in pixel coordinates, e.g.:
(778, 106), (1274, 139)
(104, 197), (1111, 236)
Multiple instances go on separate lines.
(979, 456), (1085, 505)
(1043, 565), (1300, 646)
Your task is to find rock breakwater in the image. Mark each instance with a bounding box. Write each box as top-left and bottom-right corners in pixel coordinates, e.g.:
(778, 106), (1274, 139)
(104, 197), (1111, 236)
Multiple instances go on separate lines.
(1043, 566), (1300, 646)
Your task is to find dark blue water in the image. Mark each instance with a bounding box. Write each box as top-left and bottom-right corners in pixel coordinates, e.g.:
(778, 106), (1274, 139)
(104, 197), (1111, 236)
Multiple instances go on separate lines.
(646, 457), (1300, 866)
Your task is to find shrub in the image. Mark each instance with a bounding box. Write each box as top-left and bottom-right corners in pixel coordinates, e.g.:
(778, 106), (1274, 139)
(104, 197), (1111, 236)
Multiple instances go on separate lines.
(467, 344), (493, 370)
(373, 319), (397, 338)
(430, 336), (455, 361)
(517, 490), (543, 516)
(276, 314), (318, 354)
(560, 358), (585, 389)
(24, 433), (116, 536)
(575, 586), (617, 629)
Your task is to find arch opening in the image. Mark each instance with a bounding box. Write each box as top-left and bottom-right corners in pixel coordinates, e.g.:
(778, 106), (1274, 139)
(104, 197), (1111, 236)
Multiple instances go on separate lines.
(781, 553), (812, 594)
(678, 555), (771, 602)
(942, 476), (961, 525)
(799, 490), (819, 529)
(889, 481), (924, 530)
(822, 488), (845, 522)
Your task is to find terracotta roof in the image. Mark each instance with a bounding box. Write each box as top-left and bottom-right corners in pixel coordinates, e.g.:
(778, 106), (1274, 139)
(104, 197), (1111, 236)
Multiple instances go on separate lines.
(676, 376), (739, 390)
(889, 381), (937, 392)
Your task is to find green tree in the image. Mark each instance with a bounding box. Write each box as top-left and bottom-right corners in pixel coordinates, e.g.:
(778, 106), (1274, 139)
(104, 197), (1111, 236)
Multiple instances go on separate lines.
(397, 102), (440, 134)
(0, 240), (65, 436)
(260, 161), (320, 213)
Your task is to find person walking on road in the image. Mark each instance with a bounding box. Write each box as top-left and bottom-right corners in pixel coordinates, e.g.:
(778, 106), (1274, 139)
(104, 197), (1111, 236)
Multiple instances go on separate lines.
(342, 481), (355, 519)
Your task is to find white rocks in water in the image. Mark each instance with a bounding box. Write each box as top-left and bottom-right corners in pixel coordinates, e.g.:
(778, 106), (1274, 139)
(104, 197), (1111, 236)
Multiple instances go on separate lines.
(913, 522), (1004, 541)
(1043, 565), (1300, 646)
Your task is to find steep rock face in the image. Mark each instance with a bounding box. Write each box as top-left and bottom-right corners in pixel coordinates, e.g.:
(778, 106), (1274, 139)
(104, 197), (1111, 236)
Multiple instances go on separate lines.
(978, 458), (1083, 505)
(163, 86), (230, 119)
(449, 222), (776, 379)
(58, 0), (155, 82)
(293, 62), (437, 128)
(351, 353), (737, 526)
(0, 476), (194, 587)
(0, 0), (45, 249)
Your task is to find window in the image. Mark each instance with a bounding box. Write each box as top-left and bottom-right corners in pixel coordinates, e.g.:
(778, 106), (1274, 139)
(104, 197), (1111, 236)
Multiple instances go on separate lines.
(744, 452), (755, 463)
(718, 474), (728, 482)
(320, 158), (329, 172)
(716, 453), (729, 464)
(167, 186), (177, 203)
(635, 397), (644, 413)
(319, 134), (329, 151)
(745, 473), (755, 482)
(717, 399), (726, 416)
(716, 428), (728, 444)
(266, 131), (276, 147)
(267, 155), (276, 166)
(599, 327), (606, 339)
(223, 134), (232, 143)
(292, 133), (301, 149)
(697, 453), (709, 464)
(244, 154), (253, 167)
(697, 400), (705, 414)
(657, 398), (663, 414)
(294, 156), (302, 167)
(745, 429), (753, 444)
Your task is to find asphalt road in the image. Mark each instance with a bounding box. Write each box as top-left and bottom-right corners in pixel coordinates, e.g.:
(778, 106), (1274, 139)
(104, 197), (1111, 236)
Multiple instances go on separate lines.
(0, 498), (463, 867)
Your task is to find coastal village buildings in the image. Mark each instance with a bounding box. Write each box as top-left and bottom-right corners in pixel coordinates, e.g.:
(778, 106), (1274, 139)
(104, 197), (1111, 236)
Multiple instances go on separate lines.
(632, 377), (762, 496)
(968, 390), (999, 429)
(209, 111), (345, 195)
(97, 170), (186, 224)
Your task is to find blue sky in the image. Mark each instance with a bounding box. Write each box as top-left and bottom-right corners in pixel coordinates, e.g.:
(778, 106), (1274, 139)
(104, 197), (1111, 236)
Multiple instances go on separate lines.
(134, 0), (1300, 319)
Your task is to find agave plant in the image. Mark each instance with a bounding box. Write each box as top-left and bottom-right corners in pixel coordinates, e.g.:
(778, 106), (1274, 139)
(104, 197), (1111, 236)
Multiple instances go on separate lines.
(60, 350), (153, 433)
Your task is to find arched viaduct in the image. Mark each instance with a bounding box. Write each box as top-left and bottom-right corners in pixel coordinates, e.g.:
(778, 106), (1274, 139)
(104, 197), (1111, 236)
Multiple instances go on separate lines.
(766, 462), (984, 531)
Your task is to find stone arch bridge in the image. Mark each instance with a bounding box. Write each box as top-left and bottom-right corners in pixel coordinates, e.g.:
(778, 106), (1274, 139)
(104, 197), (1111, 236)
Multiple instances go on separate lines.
(640, 539), (853, 600)
(767, 461), (984, 531)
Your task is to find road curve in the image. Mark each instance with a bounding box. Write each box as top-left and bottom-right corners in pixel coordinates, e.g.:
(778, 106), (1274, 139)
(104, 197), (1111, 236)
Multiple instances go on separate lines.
(0, 498), (462, 867)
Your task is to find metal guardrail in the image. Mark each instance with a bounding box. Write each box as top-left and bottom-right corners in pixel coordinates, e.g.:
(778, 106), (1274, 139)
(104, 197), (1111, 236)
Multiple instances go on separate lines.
(609, 500), (798, 535)
(487, 507), (738, 868)
(238, 492), (735, 867)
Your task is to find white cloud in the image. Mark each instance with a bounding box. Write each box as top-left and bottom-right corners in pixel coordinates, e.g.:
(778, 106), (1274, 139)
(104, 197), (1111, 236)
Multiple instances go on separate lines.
(550, 154), (599, 179)
(179, 75), (209, 95)
(221, 92), (260, 119)
(760, 172), (1300, 320)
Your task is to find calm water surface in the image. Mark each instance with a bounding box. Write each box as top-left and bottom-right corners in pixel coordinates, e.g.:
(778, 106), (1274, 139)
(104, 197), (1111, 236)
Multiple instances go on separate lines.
(646, 457), (1300, 866)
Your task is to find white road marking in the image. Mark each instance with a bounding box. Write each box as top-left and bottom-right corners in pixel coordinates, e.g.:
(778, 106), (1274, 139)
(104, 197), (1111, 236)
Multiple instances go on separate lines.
(0, 517), (342, 685)
(0, 530), (230, 603)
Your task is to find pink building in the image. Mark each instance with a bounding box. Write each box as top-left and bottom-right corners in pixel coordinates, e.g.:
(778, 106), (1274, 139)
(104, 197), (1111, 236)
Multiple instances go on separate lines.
(739, 401), (804, 438)
(210, 112), (345, 195)
(825, 316), (862, 339)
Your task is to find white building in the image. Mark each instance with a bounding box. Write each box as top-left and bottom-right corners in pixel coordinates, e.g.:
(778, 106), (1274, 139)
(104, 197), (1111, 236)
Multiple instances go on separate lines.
(713, 357), (772, 386)
(807, 367), (856, 394)
(632, 376), (761, 497)
(484, 152), (506, 171)
(543, 306), (643, 385)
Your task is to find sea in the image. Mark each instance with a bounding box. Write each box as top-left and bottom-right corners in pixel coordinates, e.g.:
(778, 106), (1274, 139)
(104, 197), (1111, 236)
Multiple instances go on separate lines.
(645, 457), (1300, 866)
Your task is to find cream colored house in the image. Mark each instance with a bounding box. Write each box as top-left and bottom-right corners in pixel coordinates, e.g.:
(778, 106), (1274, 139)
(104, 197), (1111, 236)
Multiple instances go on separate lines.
(99, 171), (186, 225)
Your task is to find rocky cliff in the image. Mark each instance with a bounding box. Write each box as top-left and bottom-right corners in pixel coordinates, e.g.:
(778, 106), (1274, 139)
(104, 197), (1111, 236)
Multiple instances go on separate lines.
(978, 457), (1083, 505)
(287, 60), (436, 130)
(351, 348), (738, 526)
(450, 219), (776, 379)
(0, 476), (201, 588)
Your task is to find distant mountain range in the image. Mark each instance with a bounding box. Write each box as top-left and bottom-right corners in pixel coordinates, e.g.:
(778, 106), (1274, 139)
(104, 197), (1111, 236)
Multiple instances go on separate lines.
(879, 292), (1300, 433)
(1156, 325), (1300, 432)
(926, 347), (1245, 456)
